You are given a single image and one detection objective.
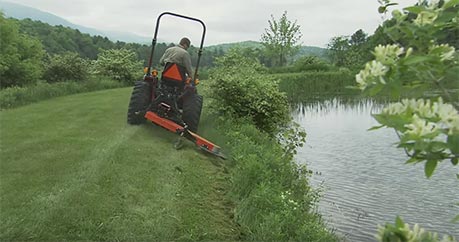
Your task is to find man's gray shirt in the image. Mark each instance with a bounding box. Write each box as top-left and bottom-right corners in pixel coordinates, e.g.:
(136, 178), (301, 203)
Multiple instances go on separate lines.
(160, 45), (194, 78)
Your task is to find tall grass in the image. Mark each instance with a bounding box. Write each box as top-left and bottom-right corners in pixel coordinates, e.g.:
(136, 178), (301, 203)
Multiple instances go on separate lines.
(275, 70), (357, 99)
(203, 114), (337, 241)
(0, 78), (127, 109)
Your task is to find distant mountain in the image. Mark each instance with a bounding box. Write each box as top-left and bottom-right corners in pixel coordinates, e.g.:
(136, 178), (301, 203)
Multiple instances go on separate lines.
(0, 1), (326, 58)
(207, 40), (262, 51)
(0, 0), (151, 43)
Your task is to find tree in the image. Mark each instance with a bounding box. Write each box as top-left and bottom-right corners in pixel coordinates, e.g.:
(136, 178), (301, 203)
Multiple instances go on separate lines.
(327, 29), (370, 68)
(327, 36), (351, 66)
(261, 11), (302, 67)
(0, 13), (45, 88)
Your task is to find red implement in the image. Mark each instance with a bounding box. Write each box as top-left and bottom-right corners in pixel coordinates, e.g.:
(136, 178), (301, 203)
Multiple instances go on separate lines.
(145, 111), (226, 159)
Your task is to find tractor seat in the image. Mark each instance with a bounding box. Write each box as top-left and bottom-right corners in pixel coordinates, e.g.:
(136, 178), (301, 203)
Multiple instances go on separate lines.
(161, 62), (187, 87)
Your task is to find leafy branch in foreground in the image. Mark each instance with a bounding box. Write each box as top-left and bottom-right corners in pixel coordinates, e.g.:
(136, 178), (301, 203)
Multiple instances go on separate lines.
(356, 0), (459, 179)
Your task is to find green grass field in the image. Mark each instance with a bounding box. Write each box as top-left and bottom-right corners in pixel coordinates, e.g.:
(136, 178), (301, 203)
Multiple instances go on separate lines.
(0, 88), (239, 241)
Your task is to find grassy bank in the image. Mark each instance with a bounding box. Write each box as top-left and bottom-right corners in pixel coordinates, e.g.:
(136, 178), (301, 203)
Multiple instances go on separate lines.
(0, 88), (238, 241)
(1, 85), (336, 241)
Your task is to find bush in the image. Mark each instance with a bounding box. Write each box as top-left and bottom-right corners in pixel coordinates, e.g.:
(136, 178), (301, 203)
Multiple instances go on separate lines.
(43, 52), (90, 83)
(91, 48), (143, 84)
(208, 49), (290, 134)
(293, 56), (331, 72)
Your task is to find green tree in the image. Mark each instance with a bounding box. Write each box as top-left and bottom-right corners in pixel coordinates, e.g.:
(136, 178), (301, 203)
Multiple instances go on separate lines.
(327, 36), (351, 66)
(0, 13), (44, 88)
(92, 48), (143, 83)
(327, 29), (370, 68)
(261, 11), (302, 67)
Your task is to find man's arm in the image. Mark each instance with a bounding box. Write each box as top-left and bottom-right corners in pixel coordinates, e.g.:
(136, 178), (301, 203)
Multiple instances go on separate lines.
(183, 52), (194, 78)
(159, 49), (167, 66)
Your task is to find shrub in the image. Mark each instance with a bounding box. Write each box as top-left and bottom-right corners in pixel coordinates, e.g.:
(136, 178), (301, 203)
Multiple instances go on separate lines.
(91, 48), (143, 84)
(43, 52), (90, 83)
(293, 56), (331, 72)
(208, 48), (290, 134)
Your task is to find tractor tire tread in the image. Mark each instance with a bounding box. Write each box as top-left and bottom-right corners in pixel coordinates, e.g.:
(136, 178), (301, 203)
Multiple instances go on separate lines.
(127, 81), (151, 125)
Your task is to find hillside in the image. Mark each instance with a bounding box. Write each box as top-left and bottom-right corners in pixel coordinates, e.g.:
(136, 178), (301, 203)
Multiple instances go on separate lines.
(0, 88), (239, 240)
(1, 1), (327, 58)
(0, 1), (150, 43)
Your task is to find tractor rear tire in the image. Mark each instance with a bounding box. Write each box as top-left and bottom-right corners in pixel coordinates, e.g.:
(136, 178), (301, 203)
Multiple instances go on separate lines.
(127, 81), (151, 125)
(182, 93), (203, 132)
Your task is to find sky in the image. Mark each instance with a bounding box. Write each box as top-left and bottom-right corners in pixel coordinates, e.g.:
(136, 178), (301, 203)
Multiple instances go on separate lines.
(6, 0), (418, 47)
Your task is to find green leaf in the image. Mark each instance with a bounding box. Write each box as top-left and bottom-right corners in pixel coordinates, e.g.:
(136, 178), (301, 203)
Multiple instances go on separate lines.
(447, 135), (459, 155)
(368, 84), (385, 96)
(444, 0), (459, 9)
(425, 160), (438, 178)
(452, 158), (458, 166)
(395, 216), (405, 228)
(453, 215), (459, 223)
(403, 6), (423, 14)
(368, 125), (385, 131)
(403, 55), (431, 65)
(405, 157), (420, 164)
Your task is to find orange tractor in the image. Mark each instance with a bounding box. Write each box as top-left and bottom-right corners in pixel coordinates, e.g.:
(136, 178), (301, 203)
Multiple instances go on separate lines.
(127, 12), (225, 159)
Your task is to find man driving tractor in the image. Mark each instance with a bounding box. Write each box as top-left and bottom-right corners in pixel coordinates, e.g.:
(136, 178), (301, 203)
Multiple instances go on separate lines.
(160, 37), (194, 79)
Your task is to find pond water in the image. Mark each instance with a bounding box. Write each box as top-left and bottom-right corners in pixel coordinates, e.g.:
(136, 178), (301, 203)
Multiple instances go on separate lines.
(292, 98), (459, 241)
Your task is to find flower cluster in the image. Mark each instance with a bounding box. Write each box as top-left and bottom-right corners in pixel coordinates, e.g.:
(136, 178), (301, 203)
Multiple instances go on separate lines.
(374, 44), (405, 65)
(404, 114), (439, 137)
(429, 44), (456, 62)
(381, 98), (459, 136)
(414, 10), (439, 26)
(356, 60), (389, 90)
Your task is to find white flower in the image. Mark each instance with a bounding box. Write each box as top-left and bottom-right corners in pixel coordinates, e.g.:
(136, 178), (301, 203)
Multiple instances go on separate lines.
(404, 114), (439, 137)
(428, 0), (441, 9)
(416, 99), (435, 119)
(433, 98), (459, 134)
(430, 44), (456, 61)
(405, 47), (414, 57)
(382, 102), (406, 115)
(355, 61), (389, 90)
(414, 10), (438, 26)
(374, 44), (405, 64)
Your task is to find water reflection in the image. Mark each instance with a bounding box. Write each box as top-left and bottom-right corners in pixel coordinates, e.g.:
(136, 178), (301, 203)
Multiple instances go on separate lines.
(292, 97), (459, 241)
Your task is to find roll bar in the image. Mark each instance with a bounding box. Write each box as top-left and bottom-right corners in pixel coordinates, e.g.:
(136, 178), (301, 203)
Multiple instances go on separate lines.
(146, 12), (206, 81)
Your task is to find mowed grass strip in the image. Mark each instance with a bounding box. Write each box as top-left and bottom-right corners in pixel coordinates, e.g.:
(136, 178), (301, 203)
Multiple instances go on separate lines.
(0, 88), (238, 241)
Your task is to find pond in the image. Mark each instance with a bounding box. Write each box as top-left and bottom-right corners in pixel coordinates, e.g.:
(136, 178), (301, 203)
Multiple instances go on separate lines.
(292, 97), (459, 241)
